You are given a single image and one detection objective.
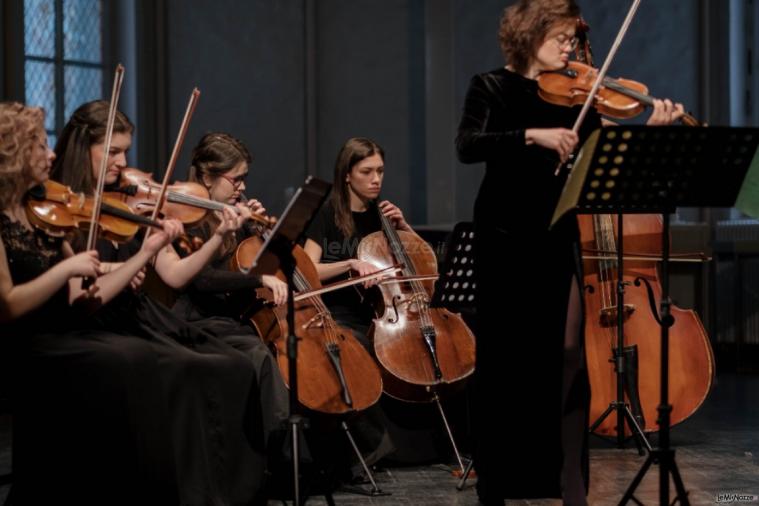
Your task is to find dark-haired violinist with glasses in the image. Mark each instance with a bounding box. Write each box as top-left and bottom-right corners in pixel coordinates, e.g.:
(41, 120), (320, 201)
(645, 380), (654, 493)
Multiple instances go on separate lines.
(455, 1), (685, 504)
(178, 131), (291, 451)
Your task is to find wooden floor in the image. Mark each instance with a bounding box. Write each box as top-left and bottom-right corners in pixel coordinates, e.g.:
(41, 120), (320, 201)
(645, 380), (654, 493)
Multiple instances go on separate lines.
(1, 373), (757, 505)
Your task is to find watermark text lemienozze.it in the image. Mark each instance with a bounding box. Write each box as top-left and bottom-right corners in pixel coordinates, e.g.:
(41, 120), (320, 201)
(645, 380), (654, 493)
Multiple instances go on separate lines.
(715, 493), (758, 503)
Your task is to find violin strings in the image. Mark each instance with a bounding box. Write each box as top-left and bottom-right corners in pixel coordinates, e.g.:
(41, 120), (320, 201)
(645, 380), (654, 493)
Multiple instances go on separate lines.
(293, 268), (339, 345)
(599, 214), (617, 353)
(379, 209), (433, 328)
(168, 191), (225, 211)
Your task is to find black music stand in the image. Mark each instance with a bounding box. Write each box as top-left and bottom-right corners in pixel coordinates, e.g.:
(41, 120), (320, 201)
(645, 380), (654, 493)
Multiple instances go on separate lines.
(246, 176), (332, 506)
(552, 125), (759, 505)
(428, 222), (477, 488)
(432, 222), (477, 314)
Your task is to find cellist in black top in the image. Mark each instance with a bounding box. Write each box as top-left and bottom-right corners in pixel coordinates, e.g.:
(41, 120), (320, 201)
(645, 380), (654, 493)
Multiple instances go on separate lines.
(303, 137), (433, 472)
(455, 1), (684, 504)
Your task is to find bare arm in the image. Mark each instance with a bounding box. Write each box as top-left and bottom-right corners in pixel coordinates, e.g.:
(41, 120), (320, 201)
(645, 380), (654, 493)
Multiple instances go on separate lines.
(66, 237), (165, 305)
(304, 238), (352, 280)
(153, 234), (224, 289)
(303, 238), (381, 287)
(0, 238), (100, 322)
(153, 207), (241, 290)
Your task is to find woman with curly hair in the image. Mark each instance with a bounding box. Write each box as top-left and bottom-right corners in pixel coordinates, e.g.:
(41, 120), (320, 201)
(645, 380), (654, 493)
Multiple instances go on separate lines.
(0, 102), (182, 504)
(456, 1), (684, 504)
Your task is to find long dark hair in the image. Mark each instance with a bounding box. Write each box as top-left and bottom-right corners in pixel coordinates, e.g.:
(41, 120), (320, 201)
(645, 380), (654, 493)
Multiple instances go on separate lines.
(52, 100), (134, 193)
(331, 137), (385, 238)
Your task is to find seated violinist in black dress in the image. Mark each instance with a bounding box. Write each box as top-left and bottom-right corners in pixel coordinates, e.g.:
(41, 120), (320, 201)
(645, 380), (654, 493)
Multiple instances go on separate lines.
(455, 1), (685, 504)
(177, 132), (291, 447)
(0, 101), (182, 505)
(52, 100), (269, 505)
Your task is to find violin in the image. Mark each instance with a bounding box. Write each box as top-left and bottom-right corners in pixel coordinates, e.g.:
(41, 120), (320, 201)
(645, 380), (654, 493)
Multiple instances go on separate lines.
(357, 204), (476, 402)
(107, 168), (278, 229)
(536, 61), (701, 125)
(229, 219), (384, 415)
(26, 180), (161, 242)
(105, 168), (212, 225)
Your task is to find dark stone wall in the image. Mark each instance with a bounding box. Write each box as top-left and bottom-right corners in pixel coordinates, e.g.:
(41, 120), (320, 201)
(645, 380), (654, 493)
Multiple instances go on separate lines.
(158, 0), (704, 222)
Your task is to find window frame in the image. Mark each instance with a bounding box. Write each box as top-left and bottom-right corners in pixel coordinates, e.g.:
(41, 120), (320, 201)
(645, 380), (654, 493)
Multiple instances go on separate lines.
(23, 0), (105, 138)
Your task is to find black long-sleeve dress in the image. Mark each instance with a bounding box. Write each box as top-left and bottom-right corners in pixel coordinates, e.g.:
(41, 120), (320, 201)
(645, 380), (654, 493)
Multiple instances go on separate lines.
(170, 225), (290, 449)
(90, 237), (267, 506)
(0, 213), (178, 505)
(456, 67), (600, 500)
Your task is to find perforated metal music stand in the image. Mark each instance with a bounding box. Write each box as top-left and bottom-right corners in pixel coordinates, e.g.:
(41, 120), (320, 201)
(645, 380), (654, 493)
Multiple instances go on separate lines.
(432, 222), (477, 314)
(428, 222), (477, 489)
(553, 125), (759, 506)
(248, 176), (332, 506)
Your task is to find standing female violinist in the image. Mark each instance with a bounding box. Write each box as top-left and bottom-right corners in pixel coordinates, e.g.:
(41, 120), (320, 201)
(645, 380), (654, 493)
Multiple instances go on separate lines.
(0, 102), (184, 504)
(177, 131), (290, 448)
(455, 1), (684, 504)
(52, 100), (270, 505)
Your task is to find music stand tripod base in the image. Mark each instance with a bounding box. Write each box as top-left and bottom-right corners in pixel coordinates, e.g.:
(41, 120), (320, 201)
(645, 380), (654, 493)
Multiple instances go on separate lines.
(431, 222), (477, 488)
(249, 176), (332, 506)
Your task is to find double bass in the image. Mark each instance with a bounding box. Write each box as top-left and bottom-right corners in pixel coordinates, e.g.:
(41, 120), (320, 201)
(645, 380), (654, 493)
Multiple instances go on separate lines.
(357, 204), (476, 402)
(581, 215), (714, 435)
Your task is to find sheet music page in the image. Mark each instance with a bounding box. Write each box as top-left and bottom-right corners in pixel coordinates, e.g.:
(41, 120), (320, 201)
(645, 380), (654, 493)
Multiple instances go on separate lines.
(735, 146), (759, 218)
(550, 128), (601, 228)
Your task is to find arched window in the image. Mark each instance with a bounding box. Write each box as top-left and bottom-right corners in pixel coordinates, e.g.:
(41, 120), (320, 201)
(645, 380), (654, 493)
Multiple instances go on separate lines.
(24, 0), (104, 145)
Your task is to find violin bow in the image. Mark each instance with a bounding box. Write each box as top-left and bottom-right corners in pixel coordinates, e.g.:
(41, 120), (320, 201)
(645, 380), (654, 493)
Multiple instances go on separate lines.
(83, 63), (125, 287)
(290, 266), (438, 303)
(554, 0), (642, 176)
(142, 88), (201, 245)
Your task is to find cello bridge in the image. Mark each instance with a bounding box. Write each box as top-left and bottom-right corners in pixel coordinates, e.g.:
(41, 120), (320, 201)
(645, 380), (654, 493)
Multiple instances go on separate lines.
(301, 312), (327, 330)
(599, 304), (635, 327)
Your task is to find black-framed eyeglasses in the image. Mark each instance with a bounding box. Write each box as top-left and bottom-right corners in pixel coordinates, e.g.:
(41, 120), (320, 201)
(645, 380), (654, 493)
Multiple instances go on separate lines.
(553, 34), (579, 50)
(219, 173), (246, 189)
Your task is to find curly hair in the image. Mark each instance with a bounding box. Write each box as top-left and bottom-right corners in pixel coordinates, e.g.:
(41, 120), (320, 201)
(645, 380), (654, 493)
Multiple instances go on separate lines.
(331, 137), (385, 238)
(498, 0), (581, 75)
(52, 100), (134, 194)
(0, 102), (45, 209)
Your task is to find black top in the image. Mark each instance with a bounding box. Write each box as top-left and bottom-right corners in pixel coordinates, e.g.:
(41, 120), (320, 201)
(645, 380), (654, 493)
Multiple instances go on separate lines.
(0, 212), (71, 333)
(171, 224), (263, 321)
(455, 67), (600, 499)
(456, 67), (601, 237)
(304, 199), (382, 323)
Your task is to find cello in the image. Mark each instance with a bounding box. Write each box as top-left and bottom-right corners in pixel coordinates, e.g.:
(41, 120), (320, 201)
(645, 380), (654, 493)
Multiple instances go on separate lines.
(358, 204), (476, 402)
(230, 230), (384, 415)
